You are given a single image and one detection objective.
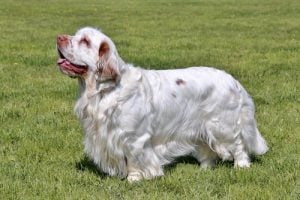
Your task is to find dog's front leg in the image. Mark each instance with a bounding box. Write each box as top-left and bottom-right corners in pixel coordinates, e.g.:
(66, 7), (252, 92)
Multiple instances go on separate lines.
(126, 160), (144, 183)
(125, 133), (164, 182)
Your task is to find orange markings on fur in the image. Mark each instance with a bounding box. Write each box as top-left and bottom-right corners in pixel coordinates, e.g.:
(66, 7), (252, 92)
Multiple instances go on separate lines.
(103, 65), (118, 80)
(79, 36), (91, 48)
(99, 42), (110, 58)
(97, 64), (118, 82)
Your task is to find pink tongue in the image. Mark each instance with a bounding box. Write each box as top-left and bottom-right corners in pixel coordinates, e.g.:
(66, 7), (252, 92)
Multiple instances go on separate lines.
(57, 58), (87, 74)
(57, 58), (68, 65)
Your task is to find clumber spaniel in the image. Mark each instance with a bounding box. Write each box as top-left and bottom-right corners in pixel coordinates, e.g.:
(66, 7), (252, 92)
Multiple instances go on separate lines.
(56, 27), (268, 182)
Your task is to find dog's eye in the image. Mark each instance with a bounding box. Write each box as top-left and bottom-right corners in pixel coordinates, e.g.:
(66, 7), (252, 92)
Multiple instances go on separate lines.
(79, 37), (91, 47)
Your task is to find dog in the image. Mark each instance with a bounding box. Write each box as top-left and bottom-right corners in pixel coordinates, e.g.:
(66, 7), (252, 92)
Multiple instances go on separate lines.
(56, 27), (268, 182)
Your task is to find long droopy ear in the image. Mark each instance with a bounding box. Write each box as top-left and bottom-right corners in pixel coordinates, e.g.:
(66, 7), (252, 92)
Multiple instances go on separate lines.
(97, 41), (119, 82)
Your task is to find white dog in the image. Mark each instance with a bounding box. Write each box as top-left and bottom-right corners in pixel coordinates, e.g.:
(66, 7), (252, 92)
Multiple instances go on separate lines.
(56, 27), (268, 182)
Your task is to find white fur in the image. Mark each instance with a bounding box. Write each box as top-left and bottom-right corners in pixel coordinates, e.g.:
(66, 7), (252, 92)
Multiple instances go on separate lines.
(56, 27), (268, 182)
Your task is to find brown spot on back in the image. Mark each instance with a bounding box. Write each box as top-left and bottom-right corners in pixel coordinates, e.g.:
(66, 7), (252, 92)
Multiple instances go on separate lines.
(176, 79), (186, 86)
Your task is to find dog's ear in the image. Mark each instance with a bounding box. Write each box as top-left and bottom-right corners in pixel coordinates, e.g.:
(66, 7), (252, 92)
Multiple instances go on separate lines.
(99, 41), (110, 59)
(97, 41), (119, 82)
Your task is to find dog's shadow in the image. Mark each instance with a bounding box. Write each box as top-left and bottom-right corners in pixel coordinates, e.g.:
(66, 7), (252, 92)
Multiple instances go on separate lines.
(75, 156), (199, 179)
(75, 155), (264, 179)
(75, 156), (108, 179)
(164, 156), (200, 172)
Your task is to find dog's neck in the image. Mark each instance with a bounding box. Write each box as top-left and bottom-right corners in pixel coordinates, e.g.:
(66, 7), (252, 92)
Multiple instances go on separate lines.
(78, 55), (128, 99)
(78, 72), (118, 100)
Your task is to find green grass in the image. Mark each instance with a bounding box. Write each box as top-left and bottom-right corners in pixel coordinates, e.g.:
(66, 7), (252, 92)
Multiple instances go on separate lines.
(1, 0), (299, 199)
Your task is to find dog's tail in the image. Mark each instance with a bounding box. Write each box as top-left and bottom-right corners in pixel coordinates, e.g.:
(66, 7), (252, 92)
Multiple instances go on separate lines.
(239, 86), (268, 155)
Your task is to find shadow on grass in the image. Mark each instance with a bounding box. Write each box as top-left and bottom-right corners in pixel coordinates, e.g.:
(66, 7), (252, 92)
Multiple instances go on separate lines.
(75, 154), (265, 178)
(163, 156), (199, 173)
(164, 155), (265, 173)
(75, 156), (108, 179)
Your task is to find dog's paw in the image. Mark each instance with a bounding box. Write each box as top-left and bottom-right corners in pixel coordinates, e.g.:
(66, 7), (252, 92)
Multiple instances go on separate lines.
(200, 159), (216, 169)
(234, 159), (251, 168)
(127, 172), (143, 183)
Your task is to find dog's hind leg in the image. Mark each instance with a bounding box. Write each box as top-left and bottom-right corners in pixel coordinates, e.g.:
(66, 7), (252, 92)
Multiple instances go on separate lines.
(204, 114), (251, 168)
(192, 142), (218, 169)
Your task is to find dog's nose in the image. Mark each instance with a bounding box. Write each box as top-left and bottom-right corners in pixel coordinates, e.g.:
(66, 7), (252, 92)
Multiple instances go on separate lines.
(57, 35), (68, 42)
(57, 35), (70, 48)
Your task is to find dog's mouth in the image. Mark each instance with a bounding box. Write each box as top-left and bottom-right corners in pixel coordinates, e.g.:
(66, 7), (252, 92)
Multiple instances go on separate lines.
(57, 49), (88, 77)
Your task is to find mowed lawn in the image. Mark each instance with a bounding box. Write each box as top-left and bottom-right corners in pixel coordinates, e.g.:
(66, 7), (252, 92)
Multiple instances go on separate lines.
(0, 0), (299, 199)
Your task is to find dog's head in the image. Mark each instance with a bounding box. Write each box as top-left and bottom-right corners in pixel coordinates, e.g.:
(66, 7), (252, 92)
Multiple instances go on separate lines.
(57, 27), (121, 82)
